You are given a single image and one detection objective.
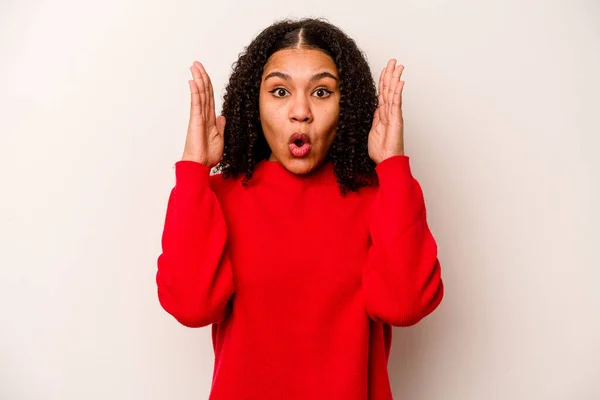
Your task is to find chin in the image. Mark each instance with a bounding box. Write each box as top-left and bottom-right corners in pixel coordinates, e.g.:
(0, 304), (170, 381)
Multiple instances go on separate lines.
(283, 157), (320, 175)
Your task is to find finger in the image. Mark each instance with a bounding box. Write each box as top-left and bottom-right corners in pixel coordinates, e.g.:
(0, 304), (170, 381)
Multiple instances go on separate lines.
(189, 79), (199, 104)
(378, 67), (388, 125)
(206, 69), (217, 124)
(381, 61), (393, 108)
(391, 80), (404, 118)
(378, 67), (385, 108)
(372, 106), (381, 127)
(190, 64), (206, 109)
(216, 115), (226, 137)
(194, 62), (211, 105)
(383, 59), (396, 111)
(388, 64), (403, 108)
(188, 79), (201, 118)
(380, 63), (393, 125)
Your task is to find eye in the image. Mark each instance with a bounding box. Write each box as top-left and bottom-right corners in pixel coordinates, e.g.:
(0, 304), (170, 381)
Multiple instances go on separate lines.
(269, 87), (333, 99)
(270, 87), (289, 98)
(313, 88), (333, 98)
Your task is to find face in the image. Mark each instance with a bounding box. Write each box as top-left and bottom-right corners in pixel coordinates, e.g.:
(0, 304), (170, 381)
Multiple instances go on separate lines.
(259, 47), (341, 175)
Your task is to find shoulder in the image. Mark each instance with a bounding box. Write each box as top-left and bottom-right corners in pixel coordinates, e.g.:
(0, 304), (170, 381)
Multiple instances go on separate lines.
(332, 181), (379, 212)
(208, 170), (243, 202)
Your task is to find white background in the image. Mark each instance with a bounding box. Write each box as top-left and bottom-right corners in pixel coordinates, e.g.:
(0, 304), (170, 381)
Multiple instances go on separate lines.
(1, 0), (599, 399)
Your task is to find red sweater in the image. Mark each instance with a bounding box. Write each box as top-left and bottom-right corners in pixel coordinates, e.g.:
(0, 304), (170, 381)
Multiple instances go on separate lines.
(156, 155), (444, 399)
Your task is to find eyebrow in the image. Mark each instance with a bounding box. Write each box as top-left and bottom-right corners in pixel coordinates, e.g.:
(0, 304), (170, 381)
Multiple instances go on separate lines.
(263, 71), (339, 82)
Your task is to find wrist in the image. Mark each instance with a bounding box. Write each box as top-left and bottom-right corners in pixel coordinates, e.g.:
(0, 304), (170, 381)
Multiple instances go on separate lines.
(181, 152), (209, 166)
(376, 151), (405, 165)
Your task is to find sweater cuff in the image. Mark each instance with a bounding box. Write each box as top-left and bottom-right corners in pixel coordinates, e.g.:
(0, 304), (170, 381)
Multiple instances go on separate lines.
(375, 155), (413, 185)
(174, 160), (211, 193)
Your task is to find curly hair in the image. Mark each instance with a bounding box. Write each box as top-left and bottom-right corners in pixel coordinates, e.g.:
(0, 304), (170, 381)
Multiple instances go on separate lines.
(215, 17), (379, 194)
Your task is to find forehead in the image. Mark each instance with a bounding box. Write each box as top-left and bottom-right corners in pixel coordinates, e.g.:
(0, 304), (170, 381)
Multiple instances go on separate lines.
(263, 48), (337, 76)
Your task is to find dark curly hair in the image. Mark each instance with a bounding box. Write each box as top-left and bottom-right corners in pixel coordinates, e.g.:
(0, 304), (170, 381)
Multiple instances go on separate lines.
(215, 17), (379, 194)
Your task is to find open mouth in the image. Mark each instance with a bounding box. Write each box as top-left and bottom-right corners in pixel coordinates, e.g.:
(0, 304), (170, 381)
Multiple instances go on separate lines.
(289, 133), (312, 157)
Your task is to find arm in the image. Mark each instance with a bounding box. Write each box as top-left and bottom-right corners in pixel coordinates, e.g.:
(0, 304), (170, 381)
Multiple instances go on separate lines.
(156, 160), (234, 328)
(362, 155), (444, 327)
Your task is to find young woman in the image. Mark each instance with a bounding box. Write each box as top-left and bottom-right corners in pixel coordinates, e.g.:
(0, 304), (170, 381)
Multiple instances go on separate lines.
(156, 17), (444, 400)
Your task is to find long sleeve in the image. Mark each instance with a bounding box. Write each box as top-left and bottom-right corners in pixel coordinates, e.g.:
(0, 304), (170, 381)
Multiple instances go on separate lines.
(156, 161), (235, 328)
(362, 155), (444, 327)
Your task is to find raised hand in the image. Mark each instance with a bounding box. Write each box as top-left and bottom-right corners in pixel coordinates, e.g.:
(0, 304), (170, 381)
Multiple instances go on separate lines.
(182, 61), (226, 168)
(368, 59), (405, 165)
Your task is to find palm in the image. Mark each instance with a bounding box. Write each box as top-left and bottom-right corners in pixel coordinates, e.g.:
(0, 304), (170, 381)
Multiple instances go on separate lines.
(184, 61), (226, 167)
(368, 59), (405, 165)
(191, 107), (222, 167)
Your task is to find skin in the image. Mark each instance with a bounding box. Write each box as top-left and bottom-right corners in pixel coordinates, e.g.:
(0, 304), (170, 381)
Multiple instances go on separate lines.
(259, 47), (341, 175)
(368, 58), (406, 164)
(183, 54), (405, 172)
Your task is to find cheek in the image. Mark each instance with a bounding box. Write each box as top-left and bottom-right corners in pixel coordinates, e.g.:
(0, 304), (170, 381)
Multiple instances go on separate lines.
(260, 108), (286, 135)
(318, 105), (340, 131)
(259, 99), (288, 147)
(260, 97), (285, 123)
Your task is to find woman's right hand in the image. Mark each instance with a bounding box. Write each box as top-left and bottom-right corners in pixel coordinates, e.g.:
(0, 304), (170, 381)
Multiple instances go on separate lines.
(182, 61), (226, 168)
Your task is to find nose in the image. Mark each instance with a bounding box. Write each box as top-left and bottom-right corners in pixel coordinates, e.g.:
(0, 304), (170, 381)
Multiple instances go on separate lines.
(289, 94), (313, 123)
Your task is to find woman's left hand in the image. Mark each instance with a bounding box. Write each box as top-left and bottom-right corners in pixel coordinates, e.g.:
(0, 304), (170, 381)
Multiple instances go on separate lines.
(368, 59), (405, 164)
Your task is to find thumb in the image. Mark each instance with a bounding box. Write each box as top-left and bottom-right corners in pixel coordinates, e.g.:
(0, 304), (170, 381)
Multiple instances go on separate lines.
(216, 115), (226, 137)
(372, 107), (380, 128)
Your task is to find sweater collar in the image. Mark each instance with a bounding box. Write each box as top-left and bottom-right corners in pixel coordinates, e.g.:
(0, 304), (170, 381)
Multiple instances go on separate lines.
(252, 159), (336, 186)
